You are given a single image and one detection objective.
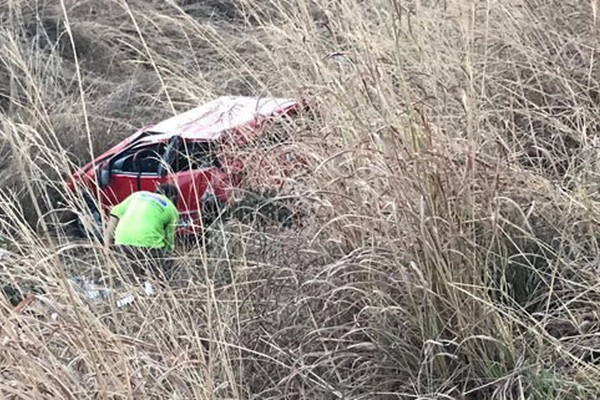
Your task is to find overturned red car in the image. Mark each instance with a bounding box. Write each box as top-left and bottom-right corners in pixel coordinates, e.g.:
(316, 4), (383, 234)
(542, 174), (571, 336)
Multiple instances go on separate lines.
(66, 95), (310, 237)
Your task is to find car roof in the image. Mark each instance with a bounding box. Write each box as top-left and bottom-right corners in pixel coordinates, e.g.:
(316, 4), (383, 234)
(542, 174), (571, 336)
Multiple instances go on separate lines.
(140, 96), (298, 143)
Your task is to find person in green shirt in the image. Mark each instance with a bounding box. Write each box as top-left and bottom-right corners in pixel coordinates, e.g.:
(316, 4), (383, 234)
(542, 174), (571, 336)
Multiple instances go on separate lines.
(105, 183), (180, 280)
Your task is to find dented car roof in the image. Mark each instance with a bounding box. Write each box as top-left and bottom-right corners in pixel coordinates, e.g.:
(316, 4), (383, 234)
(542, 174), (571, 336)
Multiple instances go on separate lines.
(143, 96), (298, 143)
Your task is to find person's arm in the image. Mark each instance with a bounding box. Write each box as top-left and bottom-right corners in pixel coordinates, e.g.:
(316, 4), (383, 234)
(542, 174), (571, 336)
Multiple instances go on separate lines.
(105, 195), (132, 246)
(164, 205), (179, 252)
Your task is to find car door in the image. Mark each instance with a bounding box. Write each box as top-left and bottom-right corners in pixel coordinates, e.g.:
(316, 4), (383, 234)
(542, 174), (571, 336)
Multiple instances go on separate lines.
(100, 141), (168, 207)
(169, 140), (234, 226)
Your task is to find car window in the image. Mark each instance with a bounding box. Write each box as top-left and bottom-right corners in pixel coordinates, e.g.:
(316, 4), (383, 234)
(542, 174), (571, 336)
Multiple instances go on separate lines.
(111, 143), (166, 175)
(174, 141), (220, 172)
(262, 116), (295, 144)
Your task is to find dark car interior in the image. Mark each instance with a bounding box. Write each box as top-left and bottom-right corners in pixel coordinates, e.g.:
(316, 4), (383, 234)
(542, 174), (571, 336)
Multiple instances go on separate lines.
(174, 141), (221, 172)
(109, 140), (220, 176)
(110, 143), (167, 175)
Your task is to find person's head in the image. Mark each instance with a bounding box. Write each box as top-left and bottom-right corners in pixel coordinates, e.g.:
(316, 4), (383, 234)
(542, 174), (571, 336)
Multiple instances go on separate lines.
(155, 183), (179, 205)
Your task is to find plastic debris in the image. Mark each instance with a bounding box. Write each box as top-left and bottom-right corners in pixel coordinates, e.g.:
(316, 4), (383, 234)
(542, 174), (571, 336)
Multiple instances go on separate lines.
(69, 277), (155, 308)
(143, 281), (154, 296)
(116, 293), (135, 308)
(69, 277), (111, 301)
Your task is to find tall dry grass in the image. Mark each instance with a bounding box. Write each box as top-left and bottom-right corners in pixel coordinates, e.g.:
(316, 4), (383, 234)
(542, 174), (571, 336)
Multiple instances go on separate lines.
(1, 0), (600, 398)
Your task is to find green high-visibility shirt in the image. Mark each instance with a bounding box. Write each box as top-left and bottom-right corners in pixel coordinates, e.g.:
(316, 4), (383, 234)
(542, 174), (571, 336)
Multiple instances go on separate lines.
(110, 191), (179, 251)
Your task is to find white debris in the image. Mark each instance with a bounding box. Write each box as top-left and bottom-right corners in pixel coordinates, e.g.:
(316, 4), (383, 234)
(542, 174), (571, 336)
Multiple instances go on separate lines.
(69, 277), (111, 301)
(115, 281), (154, 308)
(70, 277), (155, 308)
(143, 281), (154, 296)
(116, 293), (135, 308)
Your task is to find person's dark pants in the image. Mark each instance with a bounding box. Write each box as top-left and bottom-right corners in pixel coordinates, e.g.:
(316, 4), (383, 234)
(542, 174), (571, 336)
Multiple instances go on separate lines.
(113, 245), (174, 282)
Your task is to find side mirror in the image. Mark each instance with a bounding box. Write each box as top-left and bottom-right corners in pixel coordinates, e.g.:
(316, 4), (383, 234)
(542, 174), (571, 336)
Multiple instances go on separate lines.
(97, 163), (111, 188)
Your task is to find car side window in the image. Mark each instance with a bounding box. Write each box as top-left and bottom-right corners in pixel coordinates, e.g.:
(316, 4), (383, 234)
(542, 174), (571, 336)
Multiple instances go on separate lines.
(111, 152), (136, 172)
(257, 116), (295, 146)
(111, 143), (166, 175)
(174, 142), (220, 172)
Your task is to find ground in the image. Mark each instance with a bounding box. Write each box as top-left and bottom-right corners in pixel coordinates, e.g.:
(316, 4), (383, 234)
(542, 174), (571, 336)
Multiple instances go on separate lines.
(1, 0), (600, 399)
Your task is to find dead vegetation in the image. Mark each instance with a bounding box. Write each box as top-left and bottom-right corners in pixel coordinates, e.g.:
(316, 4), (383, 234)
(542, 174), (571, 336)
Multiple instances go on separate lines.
(2, 0), (600, 398)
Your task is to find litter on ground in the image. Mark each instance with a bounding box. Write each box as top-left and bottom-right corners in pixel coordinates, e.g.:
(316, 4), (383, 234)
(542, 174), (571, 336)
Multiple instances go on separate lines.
(69, 276), (155, 308)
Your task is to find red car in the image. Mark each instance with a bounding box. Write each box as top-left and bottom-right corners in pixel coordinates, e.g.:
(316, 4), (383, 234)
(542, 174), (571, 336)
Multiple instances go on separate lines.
(67, 95), (308, 238)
